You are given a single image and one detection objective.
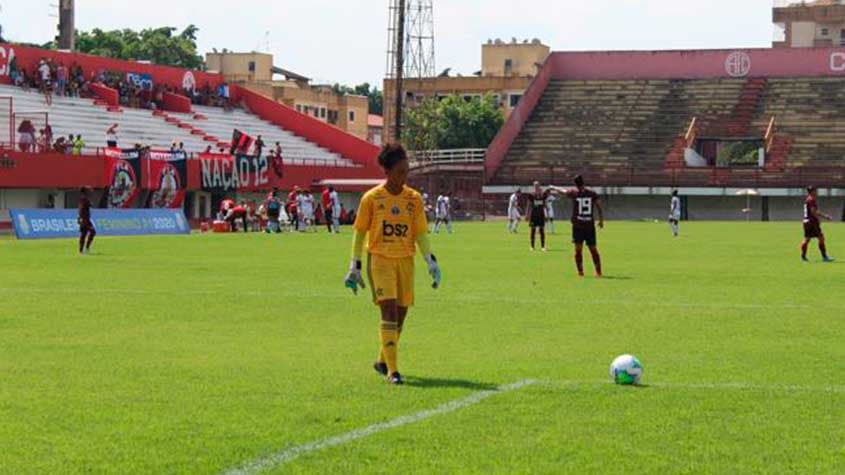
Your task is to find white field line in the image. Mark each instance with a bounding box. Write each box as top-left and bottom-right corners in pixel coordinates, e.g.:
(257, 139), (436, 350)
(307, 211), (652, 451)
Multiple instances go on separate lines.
(0, 286), (825, 311)
(222, 379), (537, 475)
(544, 379), (845, 394)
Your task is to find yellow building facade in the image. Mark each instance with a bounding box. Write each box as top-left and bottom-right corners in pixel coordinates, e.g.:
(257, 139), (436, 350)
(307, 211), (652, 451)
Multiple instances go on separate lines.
(383, 40), (549, 142)
(206, 52), (369, 140)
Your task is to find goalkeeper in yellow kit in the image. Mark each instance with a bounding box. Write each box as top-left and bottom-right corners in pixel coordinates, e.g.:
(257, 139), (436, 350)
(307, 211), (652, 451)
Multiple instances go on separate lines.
(344, 143), (442, 385)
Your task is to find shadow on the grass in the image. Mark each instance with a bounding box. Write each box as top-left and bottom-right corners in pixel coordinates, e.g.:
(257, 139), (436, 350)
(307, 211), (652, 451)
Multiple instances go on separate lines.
(599, 275), (633, 280)
(403, 377), (498, 390)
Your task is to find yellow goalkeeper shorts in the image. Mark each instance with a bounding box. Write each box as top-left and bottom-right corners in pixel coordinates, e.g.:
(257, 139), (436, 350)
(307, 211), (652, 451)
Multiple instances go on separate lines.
(367, 253), (415, 308)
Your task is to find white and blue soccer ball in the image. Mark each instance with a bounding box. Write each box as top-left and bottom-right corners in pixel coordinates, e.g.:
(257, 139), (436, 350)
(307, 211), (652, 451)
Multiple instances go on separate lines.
(610, 354), (643, 385)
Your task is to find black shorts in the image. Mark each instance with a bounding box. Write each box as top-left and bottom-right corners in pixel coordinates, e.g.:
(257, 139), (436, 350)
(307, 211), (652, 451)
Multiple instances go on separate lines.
(572, 225), (597, 246)
(79, 220), (95, 233)
(325, 209), (333, 221)
(530, 213), (545, 228)
(804, 222), (823, 239)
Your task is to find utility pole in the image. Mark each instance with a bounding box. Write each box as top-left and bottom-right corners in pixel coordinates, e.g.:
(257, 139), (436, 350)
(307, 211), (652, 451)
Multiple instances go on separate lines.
(57, 0), (75, 50)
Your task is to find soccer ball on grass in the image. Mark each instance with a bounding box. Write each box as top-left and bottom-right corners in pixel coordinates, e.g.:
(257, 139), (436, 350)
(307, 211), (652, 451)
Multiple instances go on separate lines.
(610, 354), (643, 385)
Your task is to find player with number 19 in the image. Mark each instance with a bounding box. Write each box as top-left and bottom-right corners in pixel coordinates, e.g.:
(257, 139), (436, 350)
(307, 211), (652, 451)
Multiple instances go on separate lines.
(551, 175), (604, 277)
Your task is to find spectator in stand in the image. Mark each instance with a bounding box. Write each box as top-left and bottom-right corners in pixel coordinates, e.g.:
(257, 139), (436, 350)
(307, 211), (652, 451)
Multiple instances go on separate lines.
(169, 142), (178, 153)
(72, 135), (86, 156)
(17, 120), (36, 152)
(38, 60), (53, 106)
(273, 142), (282, 158)
(218, 82), (231, 110)
(56, 62), (68, 97)
(254, 135), (265, 158)
(53, 137), (68, 154)
(36, 129), (49, 153)
(65, 135), (75, 155)
(44, 123), (53, 149)
(204, 145), (213, 154)
(106, 124), (119, 148)
(178, 142), (185, 154)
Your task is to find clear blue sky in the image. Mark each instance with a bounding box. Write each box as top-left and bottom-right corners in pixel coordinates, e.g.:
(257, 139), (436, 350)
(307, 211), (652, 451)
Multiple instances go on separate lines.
(1, 0), (775, 86)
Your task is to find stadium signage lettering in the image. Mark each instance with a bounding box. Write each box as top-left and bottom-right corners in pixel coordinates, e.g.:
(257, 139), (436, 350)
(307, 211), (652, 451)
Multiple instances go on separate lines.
(830, 52), (845, 72)
(10, 209), (190, 240)
(199, 154), (270, 191)
(724, 52), (751, 78)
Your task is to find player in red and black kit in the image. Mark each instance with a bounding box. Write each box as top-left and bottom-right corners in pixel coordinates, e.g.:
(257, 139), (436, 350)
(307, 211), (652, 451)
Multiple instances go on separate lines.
(78, 186), (96, 254)
(524, 181), (550, 251)
(224, 201), (250, 232)
(801, 186), (834, 263)
(552, 175), (604, 277)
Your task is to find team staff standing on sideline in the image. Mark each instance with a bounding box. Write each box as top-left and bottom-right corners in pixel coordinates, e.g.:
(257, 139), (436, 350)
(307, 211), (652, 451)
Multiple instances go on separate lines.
(344, 144), (442, 385)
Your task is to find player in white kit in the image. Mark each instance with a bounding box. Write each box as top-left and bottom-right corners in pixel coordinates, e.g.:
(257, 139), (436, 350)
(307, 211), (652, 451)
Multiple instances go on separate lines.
(545, 193), (557, 234)
(507, 189), (522, 233)
(299, 191), (316, 232)
(434, 192), (453, 234)
(330, 187), (342, 233)
(669, 190), (681, 237)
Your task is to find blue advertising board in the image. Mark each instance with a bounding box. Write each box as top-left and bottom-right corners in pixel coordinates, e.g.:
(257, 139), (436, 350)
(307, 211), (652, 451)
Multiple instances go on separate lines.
(10, 209), (191, 240)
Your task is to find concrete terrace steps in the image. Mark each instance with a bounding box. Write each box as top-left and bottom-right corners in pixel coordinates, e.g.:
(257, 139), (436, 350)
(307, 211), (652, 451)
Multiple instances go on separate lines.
(0, 84), (353, 164)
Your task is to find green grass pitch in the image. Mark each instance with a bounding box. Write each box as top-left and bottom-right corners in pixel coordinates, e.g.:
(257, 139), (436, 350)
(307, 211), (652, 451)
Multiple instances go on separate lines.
(1, 221), (843, 474)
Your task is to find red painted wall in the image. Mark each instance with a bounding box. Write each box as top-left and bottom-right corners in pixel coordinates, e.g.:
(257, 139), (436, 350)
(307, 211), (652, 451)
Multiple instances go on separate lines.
(89, 83), (118, 106)
(0, 43), (224, 91)
(163, 91), (192, 113)
(232, 85), (381, 170)
(0, 152), (107, 188)
(548, 47), (845, 80)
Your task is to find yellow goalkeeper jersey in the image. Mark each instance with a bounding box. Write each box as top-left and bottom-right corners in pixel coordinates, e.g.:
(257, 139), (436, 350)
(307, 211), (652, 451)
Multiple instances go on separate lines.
(354, 184), (427, 259)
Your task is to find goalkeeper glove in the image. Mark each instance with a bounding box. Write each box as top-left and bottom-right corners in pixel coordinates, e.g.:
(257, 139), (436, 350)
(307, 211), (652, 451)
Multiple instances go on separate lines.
(425, 254), (442, 289)
(344, 260), (366, 295)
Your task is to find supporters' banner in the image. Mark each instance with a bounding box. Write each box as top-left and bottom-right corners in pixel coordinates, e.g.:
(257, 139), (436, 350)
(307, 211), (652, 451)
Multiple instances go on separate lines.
(10, 208), (191, 240)
(127, 72), (154, 91)
(143, 153), (188, 209)
(104, 148), (142, 208)
(230, 129), (254, 155)
(199, 153), (276, 191)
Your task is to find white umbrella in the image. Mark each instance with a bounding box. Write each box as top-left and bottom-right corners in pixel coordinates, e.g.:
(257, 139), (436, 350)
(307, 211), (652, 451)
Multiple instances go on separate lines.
(735, 189), (759, 221)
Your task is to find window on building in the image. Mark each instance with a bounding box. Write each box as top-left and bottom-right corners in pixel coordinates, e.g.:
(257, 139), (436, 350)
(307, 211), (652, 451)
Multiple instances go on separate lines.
(248, 61), (256, 72)
(504, 59), (513, 76)
(509, 94), (523, 108)
(463, 95), (473, 102)
(492, 94), (501, 107)
(349, 111), (356, 122)
(321, 108), (327, 119)
(296, 104), (302, 113)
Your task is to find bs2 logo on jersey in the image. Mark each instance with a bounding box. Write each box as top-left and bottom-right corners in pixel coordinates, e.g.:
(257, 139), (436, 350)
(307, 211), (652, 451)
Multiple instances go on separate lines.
(382, 221), (409, 237)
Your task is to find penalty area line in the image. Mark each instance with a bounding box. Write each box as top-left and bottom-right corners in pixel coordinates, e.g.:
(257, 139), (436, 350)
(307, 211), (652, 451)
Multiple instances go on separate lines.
(222, 379), (536, 475)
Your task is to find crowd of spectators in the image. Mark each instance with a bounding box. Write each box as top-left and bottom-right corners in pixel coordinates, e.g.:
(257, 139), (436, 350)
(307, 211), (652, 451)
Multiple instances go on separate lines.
(9, 56), (232, 111)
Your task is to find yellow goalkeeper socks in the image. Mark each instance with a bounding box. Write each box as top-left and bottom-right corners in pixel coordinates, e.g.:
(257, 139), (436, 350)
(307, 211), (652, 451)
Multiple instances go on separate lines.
(379, 321), (400, 375)
(378, 325), (402, 364)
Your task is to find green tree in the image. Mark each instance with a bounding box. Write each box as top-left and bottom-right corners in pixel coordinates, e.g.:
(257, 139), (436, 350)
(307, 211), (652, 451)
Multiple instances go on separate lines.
(405, 94), (504, 150)
(332, 82), (384, 115)
(46, 25), (204, 70)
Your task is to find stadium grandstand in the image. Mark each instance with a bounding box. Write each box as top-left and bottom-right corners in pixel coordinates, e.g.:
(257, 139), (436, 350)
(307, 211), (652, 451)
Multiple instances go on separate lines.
(449, 47), (845, 221)
(0, 43), (382, 227)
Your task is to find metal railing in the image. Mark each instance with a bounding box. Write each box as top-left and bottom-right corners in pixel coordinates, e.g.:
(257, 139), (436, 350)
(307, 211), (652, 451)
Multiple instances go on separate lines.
(684, 117), (698, 148)
(410, 148), (486, 165)
(493, 163), (845, 189)
(764, 116), (777, 153)
(0, 143), (361, 168)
